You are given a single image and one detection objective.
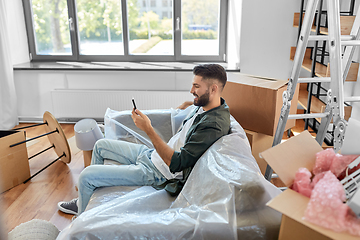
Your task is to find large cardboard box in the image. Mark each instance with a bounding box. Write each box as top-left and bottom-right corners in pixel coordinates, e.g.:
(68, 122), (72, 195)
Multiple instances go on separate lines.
(222, 73), (299, 136)
(0, 131), (30, 193)
(260, 131), (359, 240)
(245, 129), (273, 175)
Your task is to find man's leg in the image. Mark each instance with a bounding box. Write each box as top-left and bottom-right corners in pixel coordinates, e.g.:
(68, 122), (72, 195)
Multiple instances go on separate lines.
(59, 139), (166, 215)
(91, 139), (147, 165)
(77, 158), (166, 213)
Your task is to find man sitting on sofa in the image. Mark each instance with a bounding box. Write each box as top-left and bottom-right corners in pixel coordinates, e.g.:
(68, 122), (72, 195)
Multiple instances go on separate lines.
(58, 64), (231, 215)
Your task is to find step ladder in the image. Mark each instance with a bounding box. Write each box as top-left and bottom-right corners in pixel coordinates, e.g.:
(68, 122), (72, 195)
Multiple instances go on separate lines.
(264, 0), (360, 181)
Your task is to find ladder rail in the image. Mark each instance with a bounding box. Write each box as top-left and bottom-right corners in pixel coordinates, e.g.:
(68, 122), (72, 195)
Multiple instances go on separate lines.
(287, 0), (320, 100)
(305, 0), (325, 131)
(264, 0), (320, 181)
(341, 6), (360, 83)
(321, 0), (345, 151)
(265, 0), (360, 181)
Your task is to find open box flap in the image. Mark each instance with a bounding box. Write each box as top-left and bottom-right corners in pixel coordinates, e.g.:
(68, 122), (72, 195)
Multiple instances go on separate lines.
(229, 73), (288, 90)
(260, 131), (323, 187)
(267, 189), (360, 240)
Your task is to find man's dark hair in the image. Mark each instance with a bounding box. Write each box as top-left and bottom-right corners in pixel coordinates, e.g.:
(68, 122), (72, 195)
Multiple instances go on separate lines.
(193, 64), (227, 89)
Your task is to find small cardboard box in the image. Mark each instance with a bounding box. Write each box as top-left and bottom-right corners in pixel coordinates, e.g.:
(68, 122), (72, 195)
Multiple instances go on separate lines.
(245, 129), (274, 175)
(0, 131), (30, 193)
(222, 73), (299, 136)
(260, 131), (359, 240)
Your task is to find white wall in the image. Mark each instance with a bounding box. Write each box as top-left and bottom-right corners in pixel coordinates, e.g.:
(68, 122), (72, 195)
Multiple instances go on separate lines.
(13, 70), (194, 120)
(226, 0), (241, 69)
(239, 0), (299, 80)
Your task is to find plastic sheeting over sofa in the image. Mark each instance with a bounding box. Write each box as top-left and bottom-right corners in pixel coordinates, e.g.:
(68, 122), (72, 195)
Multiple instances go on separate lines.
(57, 107), (282, 240)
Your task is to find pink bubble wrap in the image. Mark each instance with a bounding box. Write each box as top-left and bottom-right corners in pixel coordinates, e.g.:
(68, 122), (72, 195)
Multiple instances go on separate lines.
(304, 171), (360, 236)
(313, 148), (336, 175)
(331, 154), (359, 177)
(292, 168), (313, 198)
(312, 148), (359, 178)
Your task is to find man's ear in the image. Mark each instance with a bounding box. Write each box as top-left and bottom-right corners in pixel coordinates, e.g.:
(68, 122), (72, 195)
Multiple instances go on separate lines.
(211, 83), (218, 93)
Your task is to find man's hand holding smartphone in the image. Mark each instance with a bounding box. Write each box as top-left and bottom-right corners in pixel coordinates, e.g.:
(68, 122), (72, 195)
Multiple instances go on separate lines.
(132, 98), (137, 110)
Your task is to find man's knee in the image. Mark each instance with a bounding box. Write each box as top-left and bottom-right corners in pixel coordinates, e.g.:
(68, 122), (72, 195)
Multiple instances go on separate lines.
(78, 166), (97, 188)
(93, 138), (108, 151)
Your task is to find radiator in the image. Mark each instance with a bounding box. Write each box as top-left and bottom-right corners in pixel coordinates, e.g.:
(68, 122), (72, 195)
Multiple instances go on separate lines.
(51, 90), (193, 120)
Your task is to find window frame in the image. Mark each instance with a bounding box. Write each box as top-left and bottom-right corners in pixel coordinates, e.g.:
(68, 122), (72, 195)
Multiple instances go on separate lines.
(22, 0), (228, 62)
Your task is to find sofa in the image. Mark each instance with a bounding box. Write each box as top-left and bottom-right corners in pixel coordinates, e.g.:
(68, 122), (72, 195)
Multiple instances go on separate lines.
(56, 106), (282, 240)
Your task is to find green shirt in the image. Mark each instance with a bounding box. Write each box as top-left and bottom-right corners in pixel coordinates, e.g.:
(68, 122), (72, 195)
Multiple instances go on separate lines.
(155, 98), (231, 196)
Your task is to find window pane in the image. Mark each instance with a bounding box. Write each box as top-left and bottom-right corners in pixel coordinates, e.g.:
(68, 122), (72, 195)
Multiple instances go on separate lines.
(162, 0), (167, 7)
(31, 0), (72, 55)
(128, 0), (173, 55)
(76, 0), (124, 55)
(181, 0), (220, 56)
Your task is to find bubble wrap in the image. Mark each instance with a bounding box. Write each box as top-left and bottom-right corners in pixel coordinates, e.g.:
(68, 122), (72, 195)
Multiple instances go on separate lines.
(313, 148), (335, 175)
(292, 168), (312, 198)
(291, 148), (360, 237)
(331, 154), (359, 178)
(304, 171), (360, 236)
(313, 148), (359, 178)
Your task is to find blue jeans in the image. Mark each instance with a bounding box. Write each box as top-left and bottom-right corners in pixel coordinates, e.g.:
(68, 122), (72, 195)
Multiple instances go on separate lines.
(77, 139), (167, 214)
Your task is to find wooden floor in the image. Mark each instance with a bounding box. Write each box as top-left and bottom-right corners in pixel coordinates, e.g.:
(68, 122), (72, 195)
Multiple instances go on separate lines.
(0, 123), (83, 233)
(0, 113), (328, 234)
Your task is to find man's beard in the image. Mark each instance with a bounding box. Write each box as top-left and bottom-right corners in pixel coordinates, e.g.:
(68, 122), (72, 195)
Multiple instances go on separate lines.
(193, 89), (210, 107)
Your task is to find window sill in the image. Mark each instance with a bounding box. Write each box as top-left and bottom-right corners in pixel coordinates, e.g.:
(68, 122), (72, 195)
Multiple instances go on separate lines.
(13, 61), (240, 72)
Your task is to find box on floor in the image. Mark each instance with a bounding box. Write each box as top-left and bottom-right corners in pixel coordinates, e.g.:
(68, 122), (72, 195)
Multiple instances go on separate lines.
(0, 131), (30, 193)
(245, 129), (273, 175)
(222, 73), (299, 136)
(260, 131), (359, 240)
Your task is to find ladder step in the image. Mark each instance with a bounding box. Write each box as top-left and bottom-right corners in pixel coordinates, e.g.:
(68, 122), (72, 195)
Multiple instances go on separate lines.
(288, 112), (329, 119)
(345, 96), (360, 102)
(298, 77), (331, 83)
(308, 35), (354, 41)
(341, 40), (360, 46)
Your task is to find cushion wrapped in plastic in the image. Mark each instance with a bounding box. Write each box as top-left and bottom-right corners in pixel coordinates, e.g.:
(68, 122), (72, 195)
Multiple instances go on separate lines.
(57, 107), (281, 240)
(104, 107), (194, 147)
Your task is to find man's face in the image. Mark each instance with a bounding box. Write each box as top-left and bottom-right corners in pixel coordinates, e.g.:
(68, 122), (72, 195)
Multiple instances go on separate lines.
(190, 75), (211, 107)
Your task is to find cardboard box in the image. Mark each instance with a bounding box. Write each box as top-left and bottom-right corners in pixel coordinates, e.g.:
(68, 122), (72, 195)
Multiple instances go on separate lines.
(0, 131), (30, 193)
(260, 131), (359, 240)
(222, 73), (299, 136)
(245, 129), (273, 175)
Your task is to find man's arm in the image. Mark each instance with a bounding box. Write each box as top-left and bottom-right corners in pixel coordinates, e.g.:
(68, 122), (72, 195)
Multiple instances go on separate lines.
(131, 109), (174, 166)
(177, 101), (193, 110)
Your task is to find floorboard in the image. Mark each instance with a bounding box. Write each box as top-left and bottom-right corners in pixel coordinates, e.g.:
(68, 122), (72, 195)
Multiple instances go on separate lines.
(1, 123), (79, 232)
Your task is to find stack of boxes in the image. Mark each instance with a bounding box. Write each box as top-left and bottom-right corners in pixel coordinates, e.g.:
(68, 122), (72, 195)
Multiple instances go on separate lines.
(222, 72), (299, 175)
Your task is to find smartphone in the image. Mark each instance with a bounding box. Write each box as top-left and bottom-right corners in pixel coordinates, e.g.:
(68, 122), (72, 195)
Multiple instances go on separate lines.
(132, 98), (137, 110)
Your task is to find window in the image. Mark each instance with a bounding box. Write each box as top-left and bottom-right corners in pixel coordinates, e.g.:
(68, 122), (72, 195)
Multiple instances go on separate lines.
(22, 0), (227, 62)
(162, 0), (167, 7)
(150, 0), (156, 7)
(162, 11), (168, 19)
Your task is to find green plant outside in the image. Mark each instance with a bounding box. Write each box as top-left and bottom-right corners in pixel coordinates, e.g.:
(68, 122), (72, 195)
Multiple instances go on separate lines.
(31, 0), (218, 53)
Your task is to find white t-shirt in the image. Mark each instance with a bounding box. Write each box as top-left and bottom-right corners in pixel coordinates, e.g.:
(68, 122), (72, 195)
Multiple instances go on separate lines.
(150, 107), (204, 179)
